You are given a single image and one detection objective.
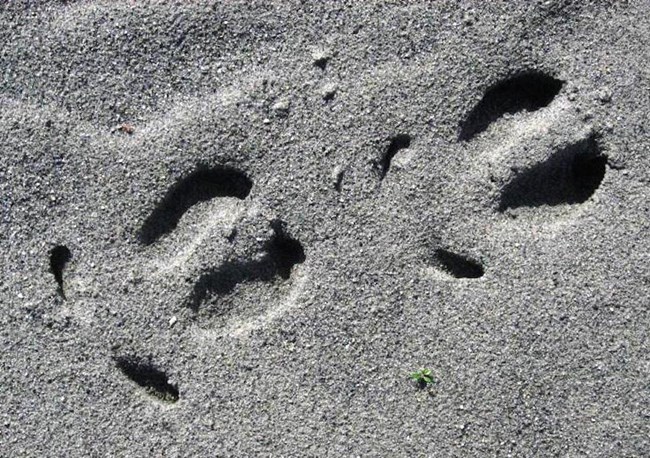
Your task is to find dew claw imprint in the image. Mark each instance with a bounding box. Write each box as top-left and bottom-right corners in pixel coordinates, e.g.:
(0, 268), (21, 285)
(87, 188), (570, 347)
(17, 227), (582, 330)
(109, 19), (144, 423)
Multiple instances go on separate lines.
(377, 134), (411, 180)
(49, 245), (72, 299)
(433, 249), (484, 279)
(115, 356), (179, 404)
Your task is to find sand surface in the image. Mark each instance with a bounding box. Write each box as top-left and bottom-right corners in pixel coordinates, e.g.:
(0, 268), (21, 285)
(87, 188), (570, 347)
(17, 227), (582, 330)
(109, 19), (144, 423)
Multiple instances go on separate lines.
(1, 1), (649, 456)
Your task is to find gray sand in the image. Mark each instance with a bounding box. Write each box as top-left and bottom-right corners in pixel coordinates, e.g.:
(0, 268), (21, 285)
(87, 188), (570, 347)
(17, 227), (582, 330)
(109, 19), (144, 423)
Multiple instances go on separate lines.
(1, 1), (649, 456)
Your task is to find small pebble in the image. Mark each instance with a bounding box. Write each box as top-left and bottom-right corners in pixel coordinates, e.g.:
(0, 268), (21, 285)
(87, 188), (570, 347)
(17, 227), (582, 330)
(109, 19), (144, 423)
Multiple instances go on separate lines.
(272, 99), (290, 117)
(597, 87), (612, 103)
(332, 164), (345, 190)
(112, 123), (135, 134)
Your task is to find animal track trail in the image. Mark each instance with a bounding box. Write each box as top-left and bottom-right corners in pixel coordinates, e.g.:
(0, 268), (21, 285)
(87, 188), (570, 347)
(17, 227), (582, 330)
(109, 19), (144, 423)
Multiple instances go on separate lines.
(114, 68), (608, 405)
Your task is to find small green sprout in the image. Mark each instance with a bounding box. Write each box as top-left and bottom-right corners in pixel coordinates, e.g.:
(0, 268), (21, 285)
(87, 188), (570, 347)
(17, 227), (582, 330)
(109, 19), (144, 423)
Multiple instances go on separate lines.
(409, 368), (435, 388)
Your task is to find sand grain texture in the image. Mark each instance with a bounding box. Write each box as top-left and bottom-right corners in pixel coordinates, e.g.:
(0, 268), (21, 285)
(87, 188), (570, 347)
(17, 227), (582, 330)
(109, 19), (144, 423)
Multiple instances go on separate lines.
(1, 1), (648, 456)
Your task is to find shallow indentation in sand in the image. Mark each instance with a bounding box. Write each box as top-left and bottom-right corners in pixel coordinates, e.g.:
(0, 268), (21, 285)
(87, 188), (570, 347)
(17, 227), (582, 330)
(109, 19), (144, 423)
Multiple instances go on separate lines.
(138, 167), (252, 245)
(378, 134), (411, 180)
(499, 135), (607, 212)
(432, 248), (484, 279)
(115, 356), (179, 404)
(459, 72), (564, 141)
(187, 220), (305, 314)
(49, 245), (72, 298)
